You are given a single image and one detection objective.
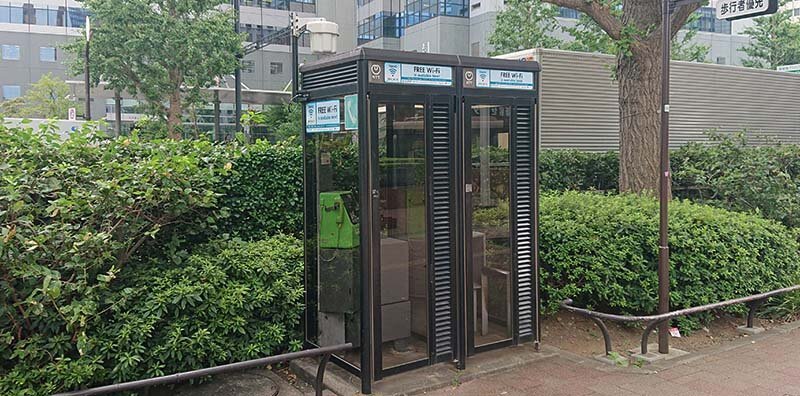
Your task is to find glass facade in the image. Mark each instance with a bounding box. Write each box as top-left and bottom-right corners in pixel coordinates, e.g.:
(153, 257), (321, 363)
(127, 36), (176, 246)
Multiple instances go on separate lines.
(0, 4), (88, 27)
(405, 0), (468, 27)
(688, 7), (731, 34)
(358, 12), (404, 45)
(240, 0), (316, 12)
(241, 23), (310, 47)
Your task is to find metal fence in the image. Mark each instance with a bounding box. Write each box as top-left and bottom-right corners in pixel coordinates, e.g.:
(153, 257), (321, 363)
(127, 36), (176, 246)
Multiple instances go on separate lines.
(52, 343), (352, 396)
(560, 285), (800, 355)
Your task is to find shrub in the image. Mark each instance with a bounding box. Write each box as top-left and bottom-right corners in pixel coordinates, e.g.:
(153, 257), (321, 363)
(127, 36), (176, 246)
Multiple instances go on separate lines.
(672, 133), (800, 228)
(92, 235), (304, 384)
(217, 139), (304, 239)
(0, 123), (238, 395)
(539, 191), (800, 326)
(539, 149), (618, 192)
(0, 235), (304, 395)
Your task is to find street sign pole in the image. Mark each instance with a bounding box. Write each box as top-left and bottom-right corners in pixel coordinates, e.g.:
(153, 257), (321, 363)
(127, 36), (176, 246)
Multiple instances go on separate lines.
(651, 0), (779, 355)
(658, 0), (672, 355)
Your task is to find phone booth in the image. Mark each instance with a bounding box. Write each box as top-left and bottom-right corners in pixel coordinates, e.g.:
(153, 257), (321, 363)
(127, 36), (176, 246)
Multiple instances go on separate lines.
(301, 48), (540, 394)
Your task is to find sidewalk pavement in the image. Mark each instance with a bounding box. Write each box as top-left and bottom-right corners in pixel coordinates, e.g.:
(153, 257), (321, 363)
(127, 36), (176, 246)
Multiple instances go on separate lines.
(426, 321), (800, 396)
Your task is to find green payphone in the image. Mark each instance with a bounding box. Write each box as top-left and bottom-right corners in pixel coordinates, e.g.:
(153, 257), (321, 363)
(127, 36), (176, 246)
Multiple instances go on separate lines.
(319, 191), (359, 249)
(318, 190), (361, 349)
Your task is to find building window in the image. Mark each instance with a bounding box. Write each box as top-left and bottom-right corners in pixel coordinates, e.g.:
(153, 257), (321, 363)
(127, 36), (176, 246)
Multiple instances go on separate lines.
(405, 0), (468, 28)
(66, 7), (89, 28)
(40, 47), (56, 62)
(0, 5), (24, 23)
(241, 59), (255, 73)
(559, 7), (580, 19)
(358, 12), (404, 44)
(2, 45), (20, 60)
(238, 0), (315, 11)
(2, 85), (21, 100)
(238, 24), (310, 47)
(270, 62), (283, 75)
(688, 7), (731, 34)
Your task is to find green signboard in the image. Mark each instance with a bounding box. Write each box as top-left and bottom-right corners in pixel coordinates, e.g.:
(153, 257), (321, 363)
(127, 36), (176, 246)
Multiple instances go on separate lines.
(344, 94), (358, 130)
(777, 64), (800, 74)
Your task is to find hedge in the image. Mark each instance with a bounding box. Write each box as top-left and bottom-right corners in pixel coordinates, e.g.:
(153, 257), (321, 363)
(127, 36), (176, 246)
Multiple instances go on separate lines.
(671, 134), (800, 228)
(538, 135), (800, 229)
(539, 149), (619, 192)
(218, 139), (304, 240)
(1, 235), (303, 395)
(0, 123), (303, 395)
(539, 191), (800, 327)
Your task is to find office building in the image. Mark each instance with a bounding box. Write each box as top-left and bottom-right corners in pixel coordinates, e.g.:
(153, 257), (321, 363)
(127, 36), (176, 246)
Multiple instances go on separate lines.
(0, 0), (356, 130)
(355, 0), (754, 66)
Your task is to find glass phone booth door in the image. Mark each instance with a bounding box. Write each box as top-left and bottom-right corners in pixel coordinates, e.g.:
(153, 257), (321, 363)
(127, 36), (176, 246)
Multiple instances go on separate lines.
(368, 94), (456, 378)
(463, 97), (537, 357)
(367, 93), (536, 377)
(464, 101), (514, 353)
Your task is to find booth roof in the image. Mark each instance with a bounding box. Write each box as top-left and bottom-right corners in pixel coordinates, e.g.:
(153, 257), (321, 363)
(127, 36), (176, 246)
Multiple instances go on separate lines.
(299, 47), (542, 74)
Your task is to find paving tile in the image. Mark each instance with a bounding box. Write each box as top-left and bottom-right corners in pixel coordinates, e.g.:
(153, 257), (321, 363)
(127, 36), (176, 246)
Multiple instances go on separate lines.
(380, 321), (800, 396)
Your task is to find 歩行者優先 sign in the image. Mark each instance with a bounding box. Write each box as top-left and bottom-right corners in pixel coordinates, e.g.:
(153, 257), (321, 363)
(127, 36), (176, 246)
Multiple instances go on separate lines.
(469, 68), (534, 90)
(717, 0), (778, 21)
(383, 62), (453, 86)
(777, 64), (800, 74)
(306, 100), (341, 133)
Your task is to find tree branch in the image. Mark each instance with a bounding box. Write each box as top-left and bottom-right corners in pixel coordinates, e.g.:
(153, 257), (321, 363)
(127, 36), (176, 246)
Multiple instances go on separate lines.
(541, 0), (623, 40)
(670, 3), (702, 37)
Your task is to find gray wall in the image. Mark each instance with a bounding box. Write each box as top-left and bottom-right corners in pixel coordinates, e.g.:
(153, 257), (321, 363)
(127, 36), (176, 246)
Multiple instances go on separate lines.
(498, 49), (800, 151)
(316, 0), (357, 53)
(0, 31), (72, 97)
(401, 16), (470, 55)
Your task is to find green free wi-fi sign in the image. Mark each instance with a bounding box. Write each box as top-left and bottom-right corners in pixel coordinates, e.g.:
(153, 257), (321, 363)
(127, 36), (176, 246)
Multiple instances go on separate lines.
(344, 94), (358, 130)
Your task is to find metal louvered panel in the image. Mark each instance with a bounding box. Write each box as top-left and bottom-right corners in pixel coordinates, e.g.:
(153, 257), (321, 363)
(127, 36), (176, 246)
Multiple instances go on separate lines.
(301, 62), (358, 91)
(496, 48), (800, 151)
(430, 103), (454, 358)
(514, 105), (535, 339)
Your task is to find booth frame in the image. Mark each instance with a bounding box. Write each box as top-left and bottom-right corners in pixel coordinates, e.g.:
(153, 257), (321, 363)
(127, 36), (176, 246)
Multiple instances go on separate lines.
(300, 48), (541, 394)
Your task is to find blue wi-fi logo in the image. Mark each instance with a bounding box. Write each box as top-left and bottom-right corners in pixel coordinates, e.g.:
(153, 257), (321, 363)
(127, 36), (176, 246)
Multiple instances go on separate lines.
(388, 64), (399, 75)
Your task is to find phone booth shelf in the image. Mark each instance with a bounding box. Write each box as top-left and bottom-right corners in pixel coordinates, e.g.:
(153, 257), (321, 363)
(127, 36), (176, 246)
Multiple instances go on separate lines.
(300, 48), (541, 394)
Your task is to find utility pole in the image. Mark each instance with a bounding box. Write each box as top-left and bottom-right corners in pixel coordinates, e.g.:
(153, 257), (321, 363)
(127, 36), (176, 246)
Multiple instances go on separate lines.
(290, 13), (300, 99)
(114, 91), (122, 136)
(84, 16), (91, 121)
(233, 0), (242, 133)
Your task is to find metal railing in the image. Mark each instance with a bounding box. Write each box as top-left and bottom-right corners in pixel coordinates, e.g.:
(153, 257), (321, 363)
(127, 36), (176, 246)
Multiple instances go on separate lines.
(560, 285), (800, 355)
(52, 343), (352, 396)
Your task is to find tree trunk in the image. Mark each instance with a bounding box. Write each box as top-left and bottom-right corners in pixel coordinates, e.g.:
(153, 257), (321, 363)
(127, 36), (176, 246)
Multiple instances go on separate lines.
(617, 46), (662, 195)
(617, 0), (664, 196)
(167, 89), (182, 140)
